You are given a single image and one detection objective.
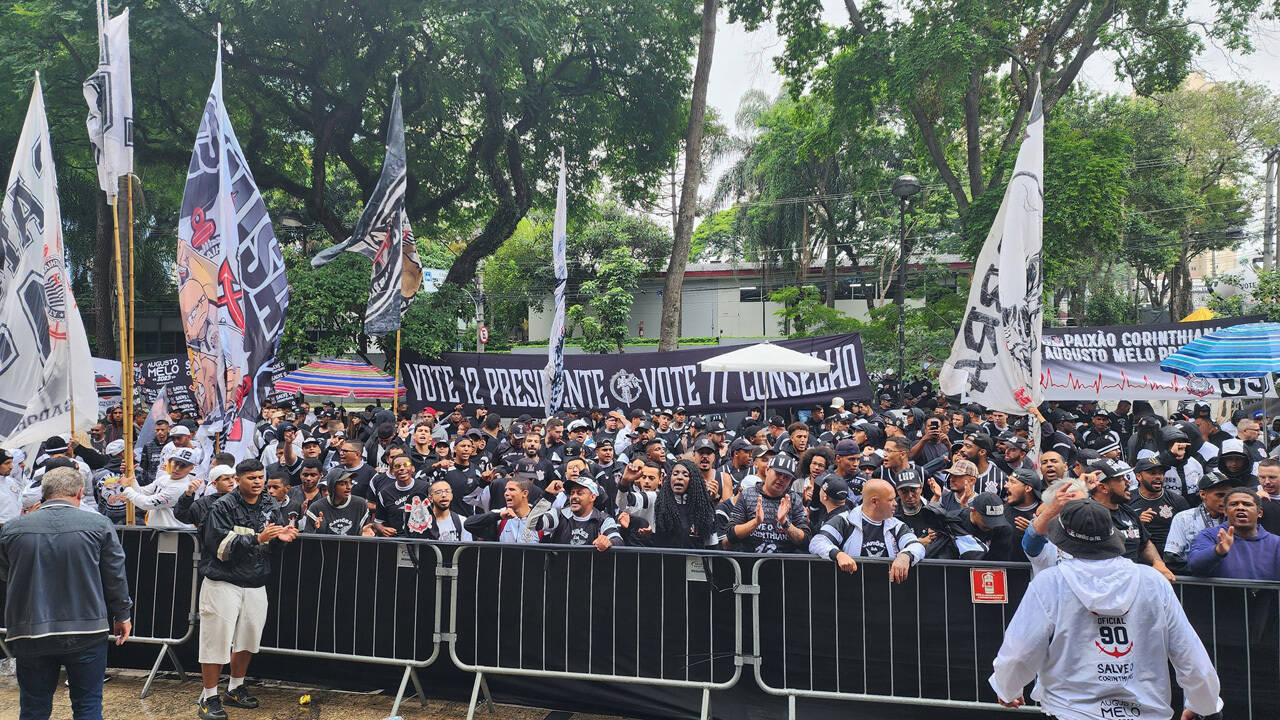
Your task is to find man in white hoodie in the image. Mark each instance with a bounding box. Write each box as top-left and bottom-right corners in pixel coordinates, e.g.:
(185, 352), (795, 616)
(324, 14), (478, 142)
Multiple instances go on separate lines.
(118, 447), (198, 529)
(990, 498), (1221, 720)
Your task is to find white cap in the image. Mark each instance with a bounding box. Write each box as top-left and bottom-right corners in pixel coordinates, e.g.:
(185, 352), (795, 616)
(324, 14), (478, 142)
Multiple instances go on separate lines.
(105, 439), (126, 455)
(830, 397), (845, 409)
(208, 465), (235, 483)
(1220, 438), (1246, 457)
(170, 425), (192, 437)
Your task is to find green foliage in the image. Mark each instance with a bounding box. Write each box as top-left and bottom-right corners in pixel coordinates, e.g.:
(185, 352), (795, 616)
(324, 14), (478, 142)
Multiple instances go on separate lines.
(1208, 269), (1280, 322)
(484, 201), (671, 347)
(1083, 283), (1137, 326)
(567, 248), (644, 353)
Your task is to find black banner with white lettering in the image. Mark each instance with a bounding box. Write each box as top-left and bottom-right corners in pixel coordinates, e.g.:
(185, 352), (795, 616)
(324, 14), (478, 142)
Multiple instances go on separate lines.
(132, 355), (199, 416)
(401, 334), (870, 415)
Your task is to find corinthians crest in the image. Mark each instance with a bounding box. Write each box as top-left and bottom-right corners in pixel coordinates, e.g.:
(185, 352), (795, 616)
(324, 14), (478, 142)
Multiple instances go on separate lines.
(609, 369), (642, 405)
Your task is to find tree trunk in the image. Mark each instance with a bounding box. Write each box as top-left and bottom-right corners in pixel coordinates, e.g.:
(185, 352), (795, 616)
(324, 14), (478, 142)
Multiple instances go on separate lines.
(94, 191), (116, 357)
(658, 0), (717, 351)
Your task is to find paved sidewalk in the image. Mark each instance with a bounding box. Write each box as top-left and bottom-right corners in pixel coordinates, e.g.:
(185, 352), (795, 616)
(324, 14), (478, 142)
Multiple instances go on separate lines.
(0, 669), (632, 720)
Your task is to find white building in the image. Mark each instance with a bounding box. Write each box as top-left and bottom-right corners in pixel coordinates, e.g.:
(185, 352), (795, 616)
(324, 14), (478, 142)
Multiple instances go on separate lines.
(527, 256), (970, 341)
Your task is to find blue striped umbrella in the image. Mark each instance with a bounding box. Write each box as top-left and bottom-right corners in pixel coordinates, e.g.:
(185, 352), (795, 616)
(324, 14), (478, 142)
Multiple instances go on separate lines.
(1159, 321), (1280, 378)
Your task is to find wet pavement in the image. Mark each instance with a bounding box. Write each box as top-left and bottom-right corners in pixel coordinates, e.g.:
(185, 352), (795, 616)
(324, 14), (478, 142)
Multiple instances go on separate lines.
(0, 669), (632, 720)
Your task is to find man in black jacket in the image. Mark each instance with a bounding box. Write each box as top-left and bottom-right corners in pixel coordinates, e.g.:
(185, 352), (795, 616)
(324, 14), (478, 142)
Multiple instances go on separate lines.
(0, 467), (132, 720)
(196, 459), (298, 720)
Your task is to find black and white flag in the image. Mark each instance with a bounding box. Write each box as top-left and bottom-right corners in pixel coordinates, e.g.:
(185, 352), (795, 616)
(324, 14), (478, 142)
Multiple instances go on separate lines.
(311, 81), (422, 337)
(0, 78), (98, 450)
(83, 0), (133, 201)
(940, 91), (1044, 414)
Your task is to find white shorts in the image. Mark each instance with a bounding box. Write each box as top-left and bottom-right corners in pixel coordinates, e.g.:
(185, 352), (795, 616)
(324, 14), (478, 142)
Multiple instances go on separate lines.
(198, 579), (268, 665)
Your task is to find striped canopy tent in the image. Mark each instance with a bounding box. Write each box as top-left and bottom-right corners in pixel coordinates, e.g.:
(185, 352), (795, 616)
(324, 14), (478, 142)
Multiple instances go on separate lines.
(1160, 322), (1280, 379)
(272, 358), (407, 399)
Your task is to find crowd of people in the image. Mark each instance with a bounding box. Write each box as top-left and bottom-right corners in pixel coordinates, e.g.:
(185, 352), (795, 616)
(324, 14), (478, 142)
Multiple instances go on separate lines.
(2, 385), (1278, 719)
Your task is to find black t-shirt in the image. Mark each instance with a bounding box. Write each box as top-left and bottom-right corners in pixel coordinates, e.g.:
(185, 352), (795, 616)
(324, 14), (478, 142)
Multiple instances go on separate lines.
(342, 464), (377, 500)
(305, 496), (371, 536)
(373, 478), (433, 535)
(1003, 502), (1040, 563)
(1126, 490), (1189, 555)
(1109, 504), (1150, 561)
(859, 519), (889, 557)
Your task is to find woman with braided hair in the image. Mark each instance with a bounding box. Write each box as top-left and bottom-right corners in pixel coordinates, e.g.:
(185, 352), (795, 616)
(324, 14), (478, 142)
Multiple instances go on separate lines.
(653, 458), (719, 549)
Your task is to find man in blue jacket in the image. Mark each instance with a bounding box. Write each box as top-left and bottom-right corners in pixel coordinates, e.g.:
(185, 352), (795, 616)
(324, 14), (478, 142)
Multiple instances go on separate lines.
(1188, 487), (1280, 581)
(0, 466), (132, 720)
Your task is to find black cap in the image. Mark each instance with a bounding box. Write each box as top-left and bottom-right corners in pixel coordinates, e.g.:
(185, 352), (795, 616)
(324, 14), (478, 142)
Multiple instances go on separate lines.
(1047, 499), (1125, 559)
(595, 436), (615, 448)
(692, 437), (717, 453)
(972, 492), (1010, 528)
(377, 422), (396, 439)
(690, 416), (708, 429)
(1090, 457), (1132, 479)
(279, 422), (298, 434)
(965, 432), (994, 452)
(708, 420), (726, 433)
(301, 436), (321, 446)
(835, 439), (861, 456)
(768, 454), (798, 478)
(769, 415), (787, 428)
(465, 427), (485, 439)
(1132, 457), (1166, 474)
(1010, 468), (1044, 498)
(859, 454), (883, 470)
(729, 437), (753, 453)
(820, 475), (850, 503)
(894, 468), (923, 489)
(1192, 403), (1212, 419)
(674, 406), (687, 414)
(1092, 409), (1110, 418)
(751, 445), (776, 459)
(1199, 470), (1234, 490)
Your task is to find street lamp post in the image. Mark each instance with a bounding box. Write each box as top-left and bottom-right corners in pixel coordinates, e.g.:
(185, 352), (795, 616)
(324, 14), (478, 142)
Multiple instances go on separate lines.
(891, 174), (922, 404)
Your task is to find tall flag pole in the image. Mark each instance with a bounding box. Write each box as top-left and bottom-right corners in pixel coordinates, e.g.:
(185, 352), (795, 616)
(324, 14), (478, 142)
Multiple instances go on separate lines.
(310, 78), (421, 411)
(84, 0), (135, 474)
(0, 76), (98, 455)
(177, 25), (290, 459)
(543, 149), (568, 417)
(940, 89), (1045, 447)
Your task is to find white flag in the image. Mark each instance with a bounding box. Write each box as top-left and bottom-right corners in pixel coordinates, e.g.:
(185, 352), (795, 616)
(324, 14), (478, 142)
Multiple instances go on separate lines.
(0, 78), (99, 451)
(939, 91), (1045, 414)
(83, 2), (133, 200)
(543, 149), (568, 417)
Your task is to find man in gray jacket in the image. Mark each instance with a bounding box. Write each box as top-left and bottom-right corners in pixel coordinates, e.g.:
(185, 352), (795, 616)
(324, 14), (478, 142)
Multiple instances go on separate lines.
(0, 466), (132, 720)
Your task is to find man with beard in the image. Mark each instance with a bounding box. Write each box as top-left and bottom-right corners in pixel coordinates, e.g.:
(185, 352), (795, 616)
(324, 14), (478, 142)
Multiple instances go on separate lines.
(588, 438), (623, 516)
(1003, 469), (1044, 562)
(420, 480), (470, 541)
(543, 418), (567, 464)
(1090, 458), (1175, 581)
(810, 474), (854, 530)
(1237, 418), (1268, 466)
(1156, 425), (1205, 504)
(962, 432), (1007, 496)
(690, 436), (730, 503)
(542, 476), (623, 550)
(1125, 457), (1188, 557)
(893, 470), (944, 545)
(1000, 436), (1035, 474)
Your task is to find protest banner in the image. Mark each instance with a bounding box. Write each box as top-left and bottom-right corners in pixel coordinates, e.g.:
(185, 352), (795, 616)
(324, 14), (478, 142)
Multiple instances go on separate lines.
(1041, 316), (1276, 400)
(401, 334), (869, 416)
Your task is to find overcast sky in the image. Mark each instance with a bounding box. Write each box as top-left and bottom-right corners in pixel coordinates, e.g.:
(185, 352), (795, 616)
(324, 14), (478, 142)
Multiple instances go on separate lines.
(708, 1), (1280, 122)
(705, 1), (1280, 254)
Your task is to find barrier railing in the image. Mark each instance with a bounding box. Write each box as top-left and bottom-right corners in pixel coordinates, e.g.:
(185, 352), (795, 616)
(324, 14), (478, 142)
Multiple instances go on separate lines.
(749, 555), (1040, 718)
(108, 527), (201, 699)
(447, 544), (747, 720)
(258, 535), (445, 718)
(6, 527), (1279, 720)
(1175, 576), (1280, 720)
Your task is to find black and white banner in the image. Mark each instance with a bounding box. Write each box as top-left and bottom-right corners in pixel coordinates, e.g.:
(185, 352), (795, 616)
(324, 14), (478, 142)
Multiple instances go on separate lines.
(1041, 317), (1276, 400)
(402, 334), (870, 416)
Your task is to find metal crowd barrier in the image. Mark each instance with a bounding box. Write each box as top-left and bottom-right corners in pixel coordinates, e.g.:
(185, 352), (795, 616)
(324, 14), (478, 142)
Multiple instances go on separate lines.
(113, 527), (201, 699)
(259, 535), (445, 718)
(1175, 576), (1280, 720)
(749, 555), (1039, 718)
(447, 544), (747, 720)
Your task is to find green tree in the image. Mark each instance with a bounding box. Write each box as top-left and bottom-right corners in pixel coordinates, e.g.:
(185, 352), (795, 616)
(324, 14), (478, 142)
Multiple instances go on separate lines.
(567, 247), (644, 353)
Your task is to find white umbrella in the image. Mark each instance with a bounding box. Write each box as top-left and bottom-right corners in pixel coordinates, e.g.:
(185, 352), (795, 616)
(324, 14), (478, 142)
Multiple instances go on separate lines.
(699, 342), (832, 416)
